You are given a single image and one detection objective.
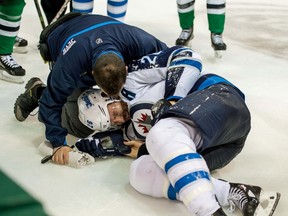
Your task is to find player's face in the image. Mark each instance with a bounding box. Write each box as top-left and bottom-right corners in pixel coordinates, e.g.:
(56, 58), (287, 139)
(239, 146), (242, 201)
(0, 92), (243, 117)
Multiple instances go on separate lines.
(107, 101), (130, 126)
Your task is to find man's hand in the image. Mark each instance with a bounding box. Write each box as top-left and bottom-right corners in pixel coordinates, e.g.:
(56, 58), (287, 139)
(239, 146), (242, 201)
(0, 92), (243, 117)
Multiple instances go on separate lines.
(52, 146), (73, 165)
(124, 140), (145, 158)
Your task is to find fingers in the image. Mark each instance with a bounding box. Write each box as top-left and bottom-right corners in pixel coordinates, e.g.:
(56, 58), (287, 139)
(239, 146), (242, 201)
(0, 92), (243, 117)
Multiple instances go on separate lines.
(123, 140), (145, 159)
(52, 146), (71, 165)
(52, 150), (66, 165)
(124, 142), (138, 158)
(124, 149), (137, 158)
(124, 140), (135, 146)
(124, 140), (144, 147)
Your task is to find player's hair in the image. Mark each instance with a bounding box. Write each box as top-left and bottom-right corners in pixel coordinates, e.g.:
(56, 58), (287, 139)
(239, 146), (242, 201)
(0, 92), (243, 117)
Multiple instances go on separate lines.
(93, 53), (126, 96)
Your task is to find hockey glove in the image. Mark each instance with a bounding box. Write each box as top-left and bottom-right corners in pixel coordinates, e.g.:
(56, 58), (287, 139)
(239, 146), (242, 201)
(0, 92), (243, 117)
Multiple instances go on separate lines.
(75, 129), (131, 158)
(151, 99), (172, 126)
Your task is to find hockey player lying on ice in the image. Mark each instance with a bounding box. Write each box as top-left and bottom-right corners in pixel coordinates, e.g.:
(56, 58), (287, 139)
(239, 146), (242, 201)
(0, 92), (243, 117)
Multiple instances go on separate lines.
(69, 45), (248, 172)
(15, 45), (280, 215)
(58, 46), (282, 216)
(74, 47), (280, 216)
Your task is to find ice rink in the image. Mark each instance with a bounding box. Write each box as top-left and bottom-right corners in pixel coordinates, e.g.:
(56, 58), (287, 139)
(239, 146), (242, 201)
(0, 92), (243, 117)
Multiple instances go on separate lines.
(0, 0), (287, 215)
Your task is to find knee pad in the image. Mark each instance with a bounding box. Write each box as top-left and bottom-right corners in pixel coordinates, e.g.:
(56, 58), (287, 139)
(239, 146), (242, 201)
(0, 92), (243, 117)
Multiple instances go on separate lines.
(129, 155), (169, 198)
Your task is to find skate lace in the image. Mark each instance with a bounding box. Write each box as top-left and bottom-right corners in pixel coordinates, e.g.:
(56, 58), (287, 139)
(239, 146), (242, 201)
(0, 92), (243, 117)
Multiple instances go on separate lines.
(178, 29), (192, 40)
(228, 185), (249, 213)
(228, 194), (240, 213)
(15, 36), (22, 43)
(211, 34), (224, 45)
(0, 55), (20, 68)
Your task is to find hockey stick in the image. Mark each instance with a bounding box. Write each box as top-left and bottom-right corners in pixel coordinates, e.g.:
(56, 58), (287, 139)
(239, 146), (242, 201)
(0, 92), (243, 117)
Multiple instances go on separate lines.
(34, 0), (46, 29)
(51, 0), (72, 24)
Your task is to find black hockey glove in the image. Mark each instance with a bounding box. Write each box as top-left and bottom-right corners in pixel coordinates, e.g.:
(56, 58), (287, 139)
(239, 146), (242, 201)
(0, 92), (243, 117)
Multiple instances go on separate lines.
(75, 129), (131, 158)
(151, 99), (172, 126)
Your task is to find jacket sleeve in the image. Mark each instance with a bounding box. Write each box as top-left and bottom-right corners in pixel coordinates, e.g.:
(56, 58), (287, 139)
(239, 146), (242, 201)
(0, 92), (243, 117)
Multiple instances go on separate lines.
(39, 37), (97, 148)
(38, 60), (78, 148)
(165, 48), (203, 100)
(39, 42), (92, 148)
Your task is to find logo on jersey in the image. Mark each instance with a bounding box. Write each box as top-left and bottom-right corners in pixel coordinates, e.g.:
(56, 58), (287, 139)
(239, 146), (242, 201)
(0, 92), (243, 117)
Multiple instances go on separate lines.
(63, 38), (76, 55)
(95, 38), (103, 44)
(129, 103), (153, 139)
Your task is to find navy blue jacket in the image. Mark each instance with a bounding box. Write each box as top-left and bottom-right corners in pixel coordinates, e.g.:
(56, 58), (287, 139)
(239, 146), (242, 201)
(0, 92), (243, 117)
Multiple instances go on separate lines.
(38, 14), (167, 147)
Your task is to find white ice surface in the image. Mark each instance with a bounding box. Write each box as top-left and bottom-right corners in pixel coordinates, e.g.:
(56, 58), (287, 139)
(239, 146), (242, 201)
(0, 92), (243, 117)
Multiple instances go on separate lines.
(0, 0), (287, 215)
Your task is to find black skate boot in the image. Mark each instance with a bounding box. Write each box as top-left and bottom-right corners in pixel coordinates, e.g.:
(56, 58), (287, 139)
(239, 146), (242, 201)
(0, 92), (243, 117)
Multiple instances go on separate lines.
(0, 55), (25, 83)
(13, 36), (28, 54)
(212, 208), (227, 216)
(175, 27), (194, 46)
(211, 33), (227, 58)
(14, 77), (46, 121)
(228, 183), (281, 216)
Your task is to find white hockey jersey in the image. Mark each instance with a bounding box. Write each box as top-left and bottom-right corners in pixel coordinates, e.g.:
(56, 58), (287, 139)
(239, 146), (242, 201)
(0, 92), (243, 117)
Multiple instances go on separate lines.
(119, 46), (203, 140)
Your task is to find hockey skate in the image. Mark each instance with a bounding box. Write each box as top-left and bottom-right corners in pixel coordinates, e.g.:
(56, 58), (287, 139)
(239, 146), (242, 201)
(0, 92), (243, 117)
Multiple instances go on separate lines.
(228, 183), (281, 216)
(13, 36), (28, 54)
(211, 33), (227, 58)
(0, 55), (25, 83)
(14, 77), (46, 121)
(175, 28), (194, 47)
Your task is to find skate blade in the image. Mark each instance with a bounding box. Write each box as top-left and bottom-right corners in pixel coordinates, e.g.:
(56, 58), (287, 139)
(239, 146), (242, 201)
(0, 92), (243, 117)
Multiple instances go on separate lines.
(0, 70), (24, 84)
(13, 46), (28, 54)
(214, 50), (223, 58)
(254, 191), (281, 216)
